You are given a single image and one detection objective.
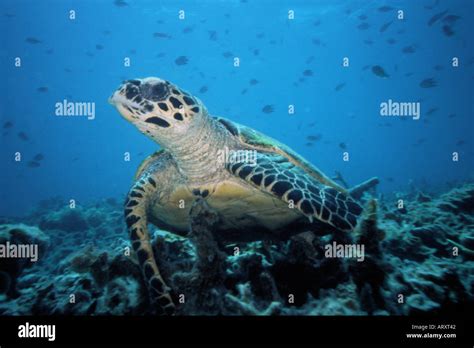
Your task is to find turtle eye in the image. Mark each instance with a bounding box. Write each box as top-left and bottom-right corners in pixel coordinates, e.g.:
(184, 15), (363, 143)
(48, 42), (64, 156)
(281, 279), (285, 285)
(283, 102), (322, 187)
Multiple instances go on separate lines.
(141, 82), (168, 101)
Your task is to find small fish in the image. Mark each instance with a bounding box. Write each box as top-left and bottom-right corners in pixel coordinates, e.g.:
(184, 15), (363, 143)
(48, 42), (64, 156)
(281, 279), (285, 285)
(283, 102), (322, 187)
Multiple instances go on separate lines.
(412, 140), (424, 147)
(372, 65), (389, 78)
(306, 134), (322, 142)
(253, 49), (260, 56)
(33, 153), (44, 161)
(208, 30), (217, 41)
(405, 72), (414, 77)
(426, 107), (438, 115)
(37, 86), (48, 93)
(129, 49), (136, 54)
(153, 32), (171, 39)
(25, 37), (41, 44)
(378, 6), (394, 12)
(313, 20), (321, 26)
(364, 39), (374, 45)
(18, 132), (29, 141)
(27, 161), (40, 168)
(339, 142), (347, 150)
(362, 65), (370, 71)
(416, 138), (427, 144)
(386, 38), (397, 44)
(96, 44), (104, 50)
(174, 56), (188, 66)
(402, 45), (416, 53)
(433, 64), (444, 71)
(45, 48), (54, 55)
(3, 121), (13, 129)
(249, 79), (258, 85)
(379, 21), (393, 33)
(442, 15), (461, 24)
(4, 13), (15, 18)
(420, 78), (437, 88)
(335, 83), (346, 91)
(456, 140), (465, 146)
(386, 177), (394, 182)
(103, 30), (111, 35)
(305, 142), (314, 147)
(303, 69), (313, 77)
(428, 10), (449, 26)
(306, 56), (315, 64)
(312, 38), (321, 45)
(114, 0), (128, 7)
(442, 25), (454, 36)
(241, 88), (248, 95)
(182, 26), (194, 34)
(222, 51), (233, 58)
(262, 105), (274, 114)
(64, 68), (72, 73)
(256, 32), (265, 39)
(199, 86), (208, 93)
(307, 122), (316, 128)
(424, 0), (439, 10)
(357, 22), (370, 30)
(156, 52), (166, 58)
(447, 113), (456, 118)
(358, 14), (367, 20)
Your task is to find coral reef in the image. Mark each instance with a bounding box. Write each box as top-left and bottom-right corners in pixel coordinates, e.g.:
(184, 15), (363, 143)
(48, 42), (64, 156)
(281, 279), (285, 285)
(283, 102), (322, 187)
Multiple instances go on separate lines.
(0, 184), (473, 315)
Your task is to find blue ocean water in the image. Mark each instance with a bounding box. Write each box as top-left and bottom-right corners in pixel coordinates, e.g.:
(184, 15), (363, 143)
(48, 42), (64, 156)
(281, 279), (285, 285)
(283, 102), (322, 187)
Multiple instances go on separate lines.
(1, 0), (473, 217)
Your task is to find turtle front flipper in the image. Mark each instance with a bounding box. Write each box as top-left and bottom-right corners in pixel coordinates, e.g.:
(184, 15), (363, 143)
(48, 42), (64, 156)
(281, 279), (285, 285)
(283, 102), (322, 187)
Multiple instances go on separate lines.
(226, 151), (364, 232)
(124, 174), (175, 315)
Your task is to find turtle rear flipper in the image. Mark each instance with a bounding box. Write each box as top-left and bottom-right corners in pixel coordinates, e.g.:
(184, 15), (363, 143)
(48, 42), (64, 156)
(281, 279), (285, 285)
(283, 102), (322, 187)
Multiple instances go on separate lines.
(124, 174), (175, 315)
(226, 152), (363, 232)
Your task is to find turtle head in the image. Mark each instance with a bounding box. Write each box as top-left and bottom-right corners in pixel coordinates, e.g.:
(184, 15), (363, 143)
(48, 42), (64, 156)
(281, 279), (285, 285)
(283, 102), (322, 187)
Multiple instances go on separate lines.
(109, 77), (206, 145)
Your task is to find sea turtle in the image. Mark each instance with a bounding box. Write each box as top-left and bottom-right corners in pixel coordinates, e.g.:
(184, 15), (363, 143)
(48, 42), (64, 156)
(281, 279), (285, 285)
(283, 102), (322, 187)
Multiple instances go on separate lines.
(109, 77), (374, 314)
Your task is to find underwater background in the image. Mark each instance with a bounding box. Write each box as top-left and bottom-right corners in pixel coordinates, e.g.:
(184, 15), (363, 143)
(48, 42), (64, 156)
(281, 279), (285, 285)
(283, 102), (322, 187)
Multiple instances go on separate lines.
(0, 0), (473, 315)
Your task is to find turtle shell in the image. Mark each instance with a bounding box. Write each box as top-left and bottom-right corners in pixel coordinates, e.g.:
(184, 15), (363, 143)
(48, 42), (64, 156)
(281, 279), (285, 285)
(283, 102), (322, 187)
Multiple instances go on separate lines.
(214, 116), (348, 194)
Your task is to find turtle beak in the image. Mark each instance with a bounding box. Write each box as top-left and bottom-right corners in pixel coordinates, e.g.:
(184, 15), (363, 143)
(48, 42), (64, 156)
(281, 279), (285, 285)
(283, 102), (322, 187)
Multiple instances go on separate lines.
(108, 83), (124, 105)
(108, 95), (114, 105)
